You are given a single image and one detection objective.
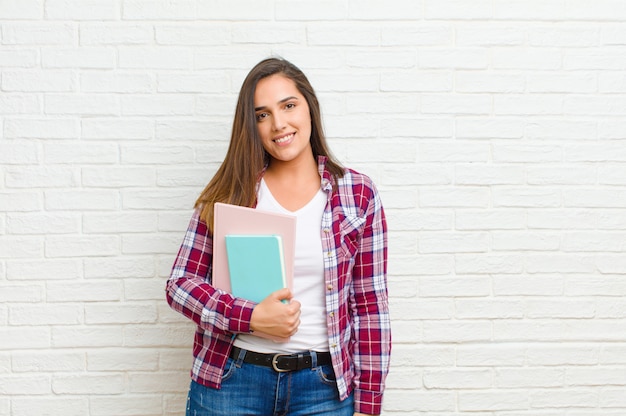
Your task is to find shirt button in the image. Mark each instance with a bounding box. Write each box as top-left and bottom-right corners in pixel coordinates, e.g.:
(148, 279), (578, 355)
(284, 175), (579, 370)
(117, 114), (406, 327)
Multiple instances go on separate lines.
(327, 284), (333, 290)
(327, 251), (332, 257)
(323, 228), (330, 233)
(331, 343), (337, 348)
(329, 312), (334, 317)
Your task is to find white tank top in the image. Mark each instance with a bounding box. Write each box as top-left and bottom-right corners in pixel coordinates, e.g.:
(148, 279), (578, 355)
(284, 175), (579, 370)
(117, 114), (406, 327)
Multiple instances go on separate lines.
(233, 179), (329, 353)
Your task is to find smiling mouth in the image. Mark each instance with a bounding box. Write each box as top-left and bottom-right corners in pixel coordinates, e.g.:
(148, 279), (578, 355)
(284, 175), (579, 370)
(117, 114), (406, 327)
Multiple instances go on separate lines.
(274, 133), (294, 144)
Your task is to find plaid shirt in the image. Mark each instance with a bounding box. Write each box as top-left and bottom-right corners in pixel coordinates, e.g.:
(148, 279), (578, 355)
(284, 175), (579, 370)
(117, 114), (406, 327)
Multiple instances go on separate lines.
(166, 156), (391, 415)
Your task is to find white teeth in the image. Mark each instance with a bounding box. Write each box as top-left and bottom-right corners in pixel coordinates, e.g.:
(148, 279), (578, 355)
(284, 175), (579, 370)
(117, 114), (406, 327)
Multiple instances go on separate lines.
(275, 133), (293, 144)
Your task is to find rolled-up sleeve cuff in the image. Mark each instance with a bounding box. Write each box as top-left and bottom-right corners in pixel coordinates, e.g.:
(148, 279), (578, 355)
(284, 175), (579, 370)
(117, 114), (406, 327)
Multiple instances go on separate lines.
(354, 389), (384, 415)
(227, 298), (255, 334)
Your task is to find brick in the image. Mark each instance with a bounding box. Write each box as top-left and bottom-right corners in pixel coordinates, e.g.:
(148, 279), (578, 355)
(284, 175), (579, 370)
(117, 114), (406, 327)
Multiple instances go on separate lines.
(527, 254), (596, 273)
(0, 237), (42, 259)
(80, 72), (153, 93)
(44, 142), (119, 164)
(79, 23), (154, 45)
(493, 48), (562, 70)
(494, 0), (565, 20)
(0, 284), (43, 303)
(419, 48), (489, 69)
(526, 299), (595, 318)
(157, 73), (230, 93)
(157, 168), (211, 187)
(457, 344), (526, 366)
(529, 72), (598, 93)
(424, 369), (492, 389)
(493, 188), (562, 208)
(0, 192), (41, 212)
(82, 118), (154, 140)
(420, 276), (491, 297)
(459, 391), (528, 411)
(380, 164), (452, 186)
(421, 94), (492, 115)
(231, 23), (305, 44)
(85, 302), (157, 324)
(425, 0), (492, 19)
(198, 0), (273, 20)
(47, 280), (121, 302)
(274, 1), (348, 21)
(307, 24), (380, 46)
(456, 209), (526, 230)
(84, 256), (155, 279)
(495, 94), (563, 115)
(492, 231), (560, 251)
(45, 235), (120, 257)
(83, 211), (157, 233)
(420, 187), (490, 208)
(129, 371), (188, 393)
(456, 25), (525, 46)
(2, 70), (75, 92)
(455, 164), (524, 185)
(120, 94), (195, 116)
(123, 324), (193, 347)
(0, 140), (40, 164)
(1, 23), (75, 45)
(496, 367), (564, 388)
(5, 166), (79, 188)
(44, 94), (119, 116)
(122, 233), (184, 255)
(493, 144), (562, 163)
(52, 326), (122, 348)
(455, 254), (524, 274)
(0, 0), (43, 19)
(494, 275), (564, 296)
(6, 259), (82, 280)
(419, 232), (490, 254)
(81, 167), (156, 188)
(88, 348), (158, 371)
(44, 190), (119, 211)
(456, 299), (525, 319)
(122, 0), (196, 20)
(0, 49), (38, 68)
(11, 398), (88, 416)
(10, 304), (82, 325)
(423, 321), (492, 342)
(381, 71), (452, 92)
(529, 26), (600, 47)
(381, 24), (451, 46)
(0, 327), (51, 350)
(7, 212), (80, 235)
(5, 118), (78, 139)
(0, 94), (41, 115)
(90, 396), (164, 416)
(383, 390), (455, 412)
(456, 117), (525, 140)
(600, 72), (626, 93)
(118, 47), (193, 69)
(45, 0), (119, 20)
(53, 374), (124, 394)
(0, 375), (51, 395)
(455, 72), (525, 93)
(42, 48), (116, 69)
(530, 389), (598, 408)
(155, 24), (230, 46)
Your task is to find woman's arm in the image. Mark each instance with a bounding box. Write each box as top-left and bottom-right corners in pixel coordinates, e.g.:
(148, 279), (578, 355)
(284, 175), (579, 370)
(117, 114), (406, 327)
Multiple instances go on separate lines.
(165, 210), (256, 334)
(350, 184), (391, 416)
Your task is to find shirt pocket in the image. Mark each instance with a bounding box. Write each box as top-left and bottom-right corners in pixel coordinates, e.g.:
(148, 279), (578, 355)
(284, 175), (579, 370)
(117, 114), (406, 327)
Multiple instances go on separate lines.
(338, 215), (366, 258)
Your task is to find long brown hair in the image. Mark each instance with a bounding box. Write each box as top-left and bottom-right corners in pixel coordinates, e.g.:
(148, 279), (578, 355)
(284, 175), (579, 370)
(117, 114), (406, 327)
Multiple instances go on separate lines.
(195, 57), (344, 231)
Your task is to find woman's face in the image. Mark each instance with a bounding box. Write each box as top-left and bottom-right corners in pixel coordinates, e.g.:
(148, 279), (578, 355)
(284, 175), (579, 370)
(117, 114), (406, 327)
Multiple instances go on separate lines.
(254, 74), (312, 167)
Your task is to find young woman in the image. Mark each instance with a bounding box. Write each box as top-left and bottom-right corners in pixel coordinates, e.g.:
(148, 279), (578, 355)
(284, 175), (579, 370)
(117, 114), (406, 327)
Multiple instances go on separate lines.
(166, 57), (390, 416)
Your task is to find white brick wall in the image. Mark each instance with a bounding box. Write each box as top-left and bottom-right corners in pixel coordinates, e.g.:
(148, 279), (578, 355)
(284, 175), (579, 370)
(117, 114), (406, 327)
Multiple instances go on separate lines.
(1, 1), (626, 415)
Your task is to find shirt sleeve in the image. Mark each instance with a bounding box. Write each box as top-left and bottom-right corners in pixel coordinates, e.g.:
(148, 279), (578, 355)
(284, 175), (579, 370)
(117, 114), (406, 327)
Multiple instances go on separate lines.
(350, 183), (391, 416)
(165, 209), (256, 334)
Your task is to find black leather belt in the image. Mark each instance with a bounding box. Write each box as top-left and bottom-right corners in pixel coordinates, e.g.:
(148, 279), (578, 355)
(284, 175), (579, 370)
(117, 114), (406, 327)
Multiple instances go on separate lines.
(230, 346), (332, 372)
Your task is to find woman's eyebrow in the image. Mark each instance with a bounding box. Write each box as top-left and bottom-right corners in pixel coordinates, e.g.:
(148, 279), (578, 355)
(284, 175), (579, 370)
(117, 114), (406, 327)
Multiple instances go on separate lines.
(255, 96), (298, 112)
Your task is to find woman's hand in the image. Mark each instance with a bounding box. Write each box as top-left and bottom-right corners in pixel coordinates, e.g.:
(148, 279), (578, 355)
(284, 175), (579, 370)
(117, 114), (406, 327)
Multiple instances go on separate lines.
(250, 288), (301, 339)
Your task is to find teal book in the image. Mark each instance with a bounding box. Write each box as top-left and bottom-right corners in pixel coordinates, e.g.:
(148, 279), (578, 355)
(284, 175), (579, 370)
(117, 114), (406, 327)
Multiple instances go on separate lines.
(224, 235), (287, 303)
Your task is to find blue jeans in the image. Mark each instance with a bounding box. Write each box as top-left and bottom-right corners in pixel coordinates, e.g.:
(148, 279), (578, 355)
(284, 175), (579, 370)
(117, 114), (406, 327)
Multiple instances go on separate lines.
(185, 351), (354, 416)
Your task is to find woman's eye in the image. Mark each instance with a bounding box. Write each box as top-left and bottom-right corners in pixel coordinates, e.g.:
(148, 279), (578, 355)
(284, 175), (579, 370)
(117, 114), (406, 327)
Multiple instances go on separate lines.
(256, 112), (268, 121)
(285, 103), (295, 110)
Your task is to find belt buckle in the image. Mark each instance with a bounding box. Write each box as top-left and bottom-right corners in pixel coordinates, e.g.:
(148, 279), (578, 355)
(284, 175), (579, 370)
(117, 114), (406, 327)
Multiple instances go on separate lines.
(271, 353), (291, 372)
